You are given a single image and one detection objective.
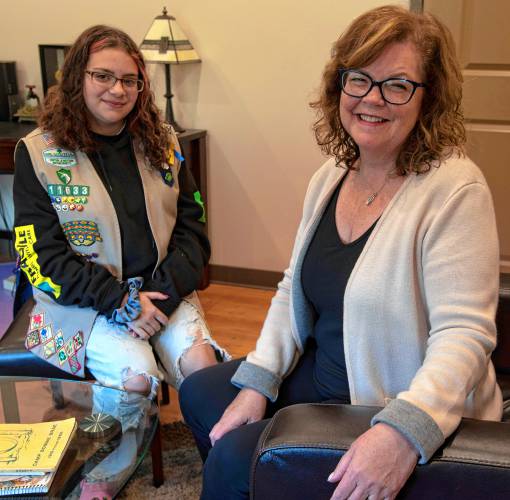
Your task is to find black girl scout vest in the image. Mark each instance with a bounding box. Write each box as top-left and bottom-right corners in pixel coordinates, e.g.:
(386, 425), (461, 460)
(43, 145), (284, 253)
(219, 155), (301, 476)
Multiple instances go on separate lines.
(15, 127), (182, 377)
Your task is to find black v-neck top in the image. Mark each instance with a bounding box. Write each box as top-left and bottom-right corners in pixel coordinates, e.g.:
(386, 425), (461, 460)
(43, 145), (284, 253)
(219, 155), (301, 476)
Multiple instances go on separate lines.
(301, 177), (376, 400)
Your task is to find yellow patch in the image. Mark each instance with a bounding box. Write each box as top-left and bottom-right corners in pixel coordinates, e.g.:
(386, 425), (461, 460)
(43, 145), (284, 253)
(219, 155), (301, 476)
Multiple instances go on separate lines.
(166, 143), (175, 166)
(15, 224), (62, 299)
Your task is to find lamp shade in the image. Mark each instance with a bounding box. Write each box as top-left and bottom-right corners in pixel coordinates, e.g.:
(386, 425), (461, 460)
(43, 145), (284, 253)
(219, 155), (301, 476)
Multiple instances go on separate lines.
(140, 7), (200, 64)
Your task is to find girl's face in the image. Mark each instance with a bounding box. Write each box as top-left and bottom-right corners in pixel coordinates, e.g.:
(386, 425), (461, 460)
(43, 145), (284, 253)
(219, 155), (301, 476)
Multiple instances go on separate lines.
(83, 47), (139, 135)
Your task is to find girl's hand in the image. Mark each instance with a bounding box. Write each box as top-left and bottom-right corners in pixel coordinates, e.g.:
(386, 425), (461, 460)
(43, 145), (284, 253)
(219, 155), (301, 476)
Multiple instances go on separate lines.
(127, 291), (169, 339)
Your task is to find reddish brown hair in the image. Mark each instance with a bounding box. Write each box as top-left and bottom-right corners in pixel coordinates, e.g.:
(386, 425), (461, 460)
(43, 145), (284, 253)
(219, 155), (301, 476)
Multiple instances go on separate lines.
(310, 5), (466, 174)
(39, 25), (170, 169)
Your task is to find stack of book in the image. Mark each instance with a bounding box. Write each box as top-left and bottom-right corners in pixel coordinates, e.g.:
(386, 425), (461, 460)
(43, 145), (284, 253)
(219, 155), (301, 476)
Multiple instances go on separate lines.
(0, 418), (77, 496)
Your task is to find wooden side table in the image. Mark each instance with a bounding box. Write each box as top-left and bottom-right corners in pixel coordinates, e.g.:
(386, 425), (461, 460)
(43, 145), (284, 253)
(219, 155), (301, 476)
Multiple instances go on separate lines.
(0, 122), (209, 286)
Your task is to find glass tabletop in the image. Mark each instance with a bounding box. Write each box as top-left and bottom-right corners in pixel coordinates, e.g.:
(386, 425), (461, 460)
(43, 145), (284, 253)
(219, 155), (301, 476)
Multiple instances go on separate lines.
(0, 376), (158, 498)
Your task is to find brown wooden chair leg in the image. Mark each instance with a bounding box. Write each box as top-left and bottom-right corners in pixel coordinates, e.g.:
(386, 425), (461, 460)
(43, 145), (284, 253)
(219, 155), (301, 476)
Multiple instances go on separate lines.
(50, 380), (65, 409)
(151, 420), (164, 487)
(160, 380), (170, 406)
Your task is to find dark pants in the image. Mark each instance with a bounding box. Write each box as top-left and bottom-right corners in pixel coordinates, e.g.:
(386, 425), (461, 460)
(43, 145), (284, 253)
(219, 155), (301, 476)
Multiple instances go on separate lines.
(179, 342), (347, 500)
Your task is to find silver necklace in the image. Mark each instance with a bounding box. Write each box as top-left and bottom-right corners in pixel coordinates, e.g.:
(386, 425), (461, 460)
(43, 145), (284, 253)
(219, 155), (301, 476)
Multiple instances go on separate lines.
(354, 166), (391, 206)
(365, 175), (390, 206)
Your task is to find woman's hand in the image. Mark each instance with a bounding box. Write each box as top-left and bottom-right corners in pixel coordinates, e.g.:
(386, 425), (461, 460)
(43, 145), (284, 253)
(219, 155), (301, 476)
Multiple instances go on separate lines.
(127, 291), (169, 340)
(209, 388), (267, 445)
(327, 423), (419, 500)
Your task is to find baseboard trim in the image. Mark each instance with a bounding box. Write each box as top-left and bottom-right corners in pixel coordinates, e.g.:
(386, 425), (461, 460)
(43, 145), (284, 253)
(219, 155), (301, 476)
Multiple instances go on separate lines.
(209, 265), (281, 289)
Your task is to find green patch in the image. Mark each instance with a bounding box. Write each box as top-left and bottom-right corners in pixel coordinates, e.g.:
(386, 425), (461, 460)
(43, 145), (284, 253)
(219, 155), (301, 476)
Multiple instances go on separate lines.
(56, 168), (72, 185)
(193, 191), (206, 223)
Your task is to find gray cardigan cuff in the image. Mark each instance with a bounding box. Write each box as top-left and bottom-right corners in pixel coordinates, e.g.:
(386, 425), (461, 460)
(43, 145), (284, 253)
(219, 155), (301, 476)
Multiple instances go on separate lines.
(231, 361), (282, 402)
(371, 399), (444, 464)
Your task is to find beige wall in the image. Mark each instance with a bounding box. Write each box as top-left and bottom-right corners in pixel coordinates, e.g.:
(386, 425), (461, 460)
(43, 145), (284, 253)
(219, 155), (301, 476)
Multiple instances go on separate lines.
(0, 0), (407, 272)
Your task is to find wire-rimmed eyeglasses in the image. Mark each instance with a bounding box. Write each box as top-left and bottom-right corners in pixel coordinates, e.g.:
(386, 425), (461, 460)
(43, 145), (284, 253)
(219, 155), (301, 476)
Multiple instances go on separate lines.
(85, 70), (144, 93)
(339, 69), (425, 105)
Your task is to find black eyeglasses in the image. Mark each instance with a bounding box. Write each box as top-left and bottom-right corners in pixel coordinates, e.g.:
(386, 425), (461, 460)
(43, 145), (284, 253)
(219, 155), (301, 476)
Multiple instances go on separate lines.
(339, 69), (425, 105)
(85, 70), (144, 92)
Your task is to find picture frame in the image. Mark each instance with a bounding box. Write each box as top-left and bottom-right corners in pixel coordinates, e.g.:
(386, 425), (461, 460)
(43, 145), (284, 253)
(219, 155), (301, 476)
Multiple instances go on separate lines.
(38, 45), (70, 95)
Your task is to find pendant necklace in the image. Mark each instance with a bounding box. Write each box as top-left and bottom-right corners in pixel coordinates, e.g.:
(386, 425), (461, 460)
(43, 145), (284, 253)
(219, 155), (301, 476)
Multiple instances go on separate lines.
(354, 162), (391, 206)
(365, 175), (390, 206)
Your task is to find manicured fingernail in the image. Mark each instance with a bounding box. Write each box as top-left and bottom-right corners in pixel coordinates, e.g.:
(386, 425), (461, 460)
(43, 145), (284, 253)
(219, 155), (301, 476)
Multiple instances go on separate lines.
(327, 472), (335, 482)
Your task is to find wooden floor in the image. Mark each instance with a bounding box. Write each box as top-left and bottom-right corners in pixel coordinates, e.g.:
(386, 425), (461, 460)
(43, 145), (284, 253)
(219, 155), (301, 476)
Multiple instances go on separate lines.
(159, 283), (274, 423)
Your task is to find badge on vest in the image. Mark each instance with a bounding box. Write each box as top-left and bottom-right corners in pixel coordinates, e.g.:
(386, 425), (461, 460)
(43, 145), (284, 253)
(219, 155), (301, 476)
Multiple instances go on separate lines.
(42, 133), (56, 146)
(42, 148), (78, 167)
(56, 168), (72, 185)
(161, 169), (174, 187)
(15, 225), (62, 299)
(61, 220), (103, 246)
(49, 185), (89, 212)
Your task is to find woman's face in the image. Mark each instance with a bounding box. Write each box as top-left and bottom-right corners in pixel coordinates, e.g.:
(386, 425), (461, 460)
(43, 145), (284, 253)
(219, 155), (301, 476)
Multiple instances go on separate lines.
(83, 47), (139, 135)
(339, 41), (424, 164)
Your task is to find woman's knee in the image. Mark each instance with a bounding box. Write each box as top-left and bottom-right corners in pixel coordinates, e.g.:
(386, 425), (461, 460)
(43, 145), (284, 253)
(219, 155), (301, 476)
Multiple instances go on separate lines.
(179, 360), (243, 432)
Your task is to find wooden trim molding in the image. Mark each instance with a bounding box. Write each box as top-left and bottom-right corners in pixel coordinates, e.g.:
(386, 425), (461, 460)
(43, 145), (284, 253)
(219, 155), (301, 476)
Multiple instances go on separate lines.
(209, 265), (280, 289)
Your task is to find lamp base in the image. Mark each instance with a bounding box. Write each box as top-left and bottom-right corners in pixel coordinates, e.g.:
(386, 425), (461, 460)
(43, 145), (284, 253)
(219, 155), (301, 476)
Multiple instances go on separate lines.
(164, 63), (185, 134)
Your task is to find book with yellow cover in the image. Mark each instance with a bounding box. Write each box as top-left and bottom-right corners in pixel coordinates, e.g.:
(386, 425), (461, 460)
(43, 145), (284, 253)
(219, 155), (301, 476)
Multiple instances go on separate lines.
(0, 418), (76, 475)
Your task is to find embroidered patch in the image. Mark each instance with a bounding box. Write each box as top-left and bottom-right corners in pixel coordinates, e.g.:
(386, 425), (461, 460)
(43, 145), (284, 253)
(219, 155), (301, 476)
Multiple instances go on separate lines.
(193, 191), (206, 223)
(57, 348), (68, 365)
(47, 184), (90, 197)
(30, 313), (44, 330)
(166, 146), (175, 166)
(42, 148), (78, 167)
(162, 169), (174, 186)
(54, 330), (65, 349)
(26, 330), (41, 349)
(68, 355), (81, 374)
(56, 168), (72, 185)
(61, 220), (102, 247)
(166, 144), (184, 166)
(43, 339), (56, 358)
(64, 338), (75, 357)
(73, 331), (84, 351)
(175, 149), (184, 162)
(15, 225), (62, 299)
(42, 133), (55, 146)
(39, 324), (53, 343)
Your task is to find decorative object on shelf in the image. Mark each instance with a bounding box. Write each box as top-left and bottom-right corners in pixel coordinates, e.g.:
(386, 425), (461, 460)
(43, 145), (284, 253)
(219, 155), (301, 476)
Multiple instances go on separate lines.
(140, 7), (201, 132)
(14, 85), (41, 123)
(78, 413), (121, 440)
(38, 45), (70, 95)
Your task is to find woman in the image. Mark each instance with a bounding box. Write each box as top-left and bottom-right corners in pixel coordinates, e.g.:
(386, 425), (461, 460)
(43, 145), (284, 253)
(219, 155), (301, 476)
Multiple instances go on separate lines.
(13, 25), (229, 413)
(180, 6), (502, 500)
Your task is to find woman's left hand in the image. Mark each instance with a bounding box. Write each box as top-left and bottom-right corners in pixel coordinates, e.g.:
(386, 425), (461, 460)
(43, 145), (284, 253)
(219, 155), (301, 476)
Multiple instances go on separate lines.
(327, 423), (419, 500)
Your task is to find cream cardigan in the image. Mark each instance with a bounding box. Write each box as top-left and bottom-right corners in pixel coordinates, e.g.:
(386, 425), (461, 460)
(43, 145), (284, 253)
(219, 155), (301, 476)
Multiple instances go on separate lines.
(232, 155), (503, 462)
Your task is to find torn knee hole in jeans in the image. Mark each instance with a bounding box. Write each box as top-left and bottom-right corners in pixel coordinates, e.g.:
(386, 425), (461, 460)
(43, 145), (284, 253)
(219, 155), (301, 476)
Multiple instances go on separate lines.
(121, 367), (159, 399)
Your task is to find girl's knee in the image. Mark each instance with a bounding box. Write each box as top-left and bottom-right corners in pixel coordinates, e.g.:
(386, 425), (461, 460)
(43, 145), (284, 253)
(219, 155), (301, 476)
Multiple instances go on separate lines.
(180, 338), (218, 378)
(122, 368), (159, 397)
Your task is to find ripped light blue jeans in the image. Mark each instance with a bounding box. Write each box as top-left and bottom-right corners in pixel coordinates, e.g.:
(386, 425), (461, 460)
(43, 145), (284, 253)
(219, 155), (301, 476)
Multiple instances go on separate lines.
(79, 294), (229, 491)
(86, 292), (229, 428)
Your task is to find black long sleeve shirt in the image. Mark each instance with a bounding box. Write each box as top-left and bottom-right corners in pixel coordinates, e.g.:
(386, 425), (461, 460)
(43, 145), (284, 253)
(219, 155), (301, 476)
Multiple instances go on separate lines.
(13, 129), (210, 317)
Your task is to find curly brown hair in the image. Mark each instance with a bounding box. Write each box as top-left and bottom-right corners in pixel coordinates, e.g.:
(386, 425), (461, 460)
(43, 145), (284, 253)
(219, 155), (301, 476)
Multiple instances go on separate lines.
(39, 25), (170, 170)
(310, 5), (466, 175)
